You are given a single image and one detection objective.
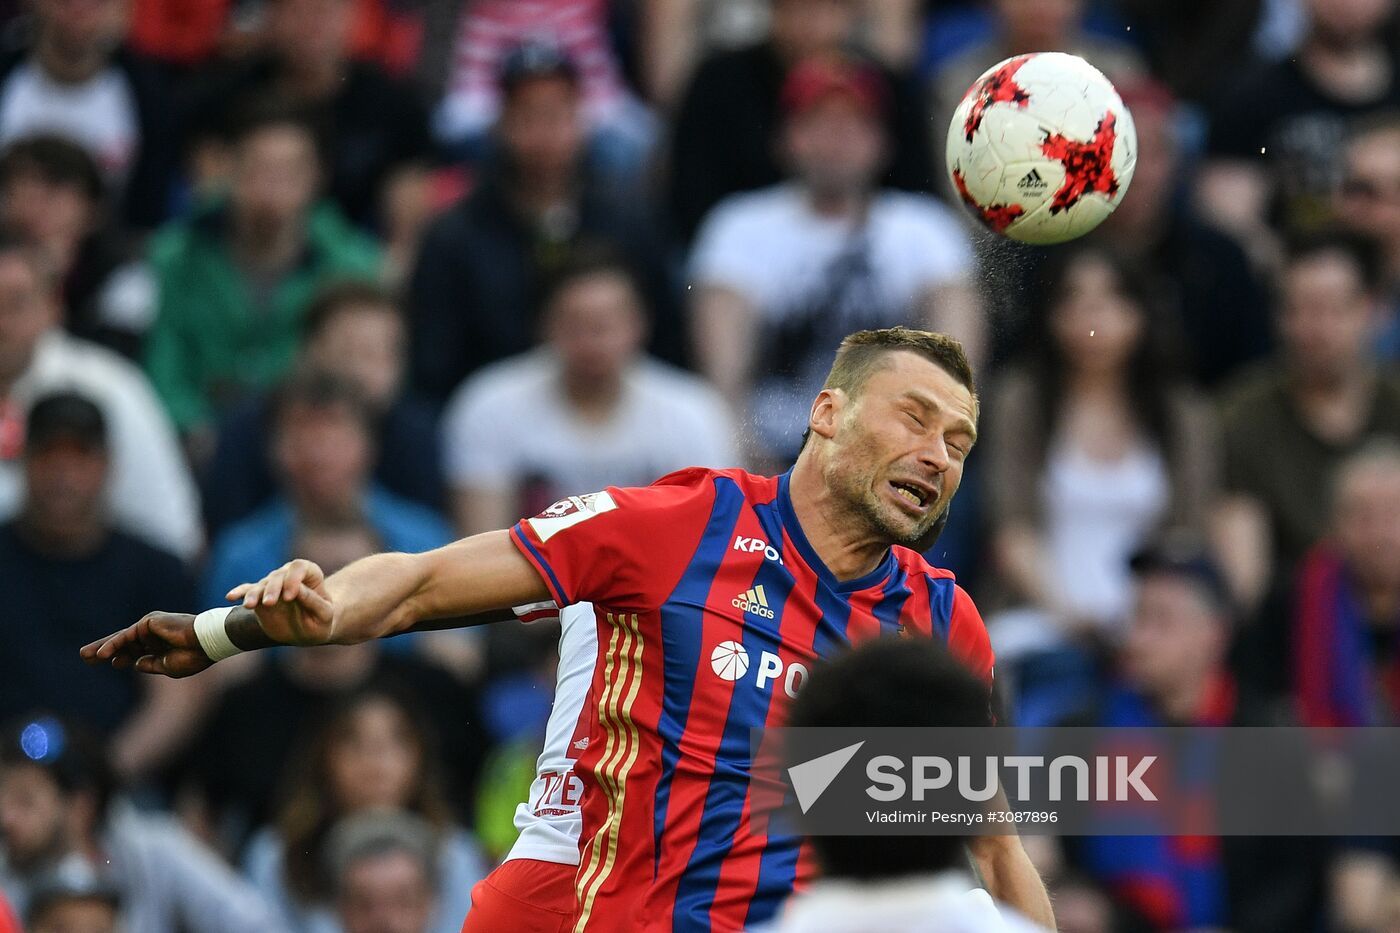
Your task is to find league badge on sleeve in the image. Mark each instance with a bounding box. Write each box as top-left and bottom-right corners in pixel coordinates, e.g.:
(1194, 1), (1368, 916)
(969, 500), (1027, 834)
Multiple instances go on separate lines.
(527, 491), (619, 541)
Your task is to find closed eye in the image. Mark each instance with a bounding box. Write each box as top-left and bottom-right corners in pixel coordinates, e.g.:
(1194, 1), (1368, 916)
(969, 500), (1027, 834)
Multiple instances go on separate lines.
(902, 410), (925, 429)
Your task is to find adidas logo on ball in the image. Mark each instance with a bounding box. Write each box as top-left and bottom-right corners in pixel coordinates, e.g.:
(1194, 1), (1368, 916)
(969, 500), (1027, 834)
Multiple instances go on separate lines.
(1016, 168), (1048, 193)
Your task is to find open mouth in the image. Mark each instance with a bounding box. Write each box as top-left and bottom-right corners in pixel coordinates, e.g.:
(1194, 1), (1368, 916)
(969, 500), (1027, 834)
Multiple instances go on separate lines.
(889, 480), (935, 511)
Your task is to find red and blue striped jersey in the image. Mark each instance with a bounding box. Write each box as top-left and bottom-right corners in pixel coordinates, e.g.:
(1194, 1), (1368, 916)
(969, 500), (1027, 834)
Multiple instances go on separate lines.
(509, 467), (994, 933)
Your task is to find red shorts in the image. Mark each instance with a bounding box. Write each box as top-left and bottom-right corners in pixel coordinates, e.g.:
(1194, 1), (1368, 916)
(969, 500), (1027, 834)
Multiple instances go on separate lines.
(460, 858), (578, 933)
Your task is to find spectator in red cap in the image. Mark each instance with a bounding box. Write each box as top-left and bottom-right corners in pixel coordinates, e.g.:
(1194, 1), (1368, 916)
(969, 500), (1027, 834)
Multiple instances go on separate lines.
(667, 0), (936, 243)
(688, 54), (979, 467)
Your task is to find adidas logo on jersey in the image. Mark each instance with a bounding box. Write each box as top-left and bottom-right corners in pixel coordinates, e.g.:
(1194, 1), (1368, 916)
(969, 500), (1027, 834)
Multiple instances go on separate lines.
(732, 585), (775, 619)
(573, 737), (590, 751)
(1016, 167), (1048, 193)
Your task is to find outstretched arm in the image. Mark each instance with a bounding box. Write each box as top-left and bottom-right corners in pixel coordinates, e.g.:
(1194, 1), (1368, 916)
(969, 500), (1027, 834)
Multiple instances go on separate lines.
(82, 530), (547, 676)
(234, 529), (547, 644)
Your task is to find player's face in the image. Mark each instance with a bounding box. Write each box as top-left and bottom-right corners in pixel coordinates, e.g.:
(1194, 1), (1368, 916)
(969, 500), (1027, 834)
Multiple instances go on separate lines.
(825, 351), (976, 548)
(339, 850), (434, 933)
(0, 764), (69, 870)
(1122, 575), (1225, 698)
(328, 701), (420, 812)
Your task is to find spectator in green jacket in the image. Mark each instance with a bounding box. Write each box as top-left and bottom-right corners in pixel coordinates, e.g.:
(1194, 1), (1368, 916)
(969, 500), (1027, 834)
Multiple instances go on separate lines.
(143, 102), (381, 443)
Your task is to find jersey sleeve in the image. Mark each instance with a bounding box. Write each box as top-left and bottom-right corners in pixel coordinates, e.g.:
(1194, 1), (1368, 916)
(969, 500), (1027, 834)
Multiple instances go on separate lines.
(947, 584), (995, 686)
(512, 601), (560, 625)
(508, 470), (720, 611)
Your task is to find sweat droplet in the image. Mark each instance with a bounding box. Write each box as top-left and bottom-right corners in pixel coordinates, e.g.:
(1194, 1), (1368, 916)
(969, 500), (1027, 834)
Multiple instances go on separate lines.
(1089, 330), (1096, 337)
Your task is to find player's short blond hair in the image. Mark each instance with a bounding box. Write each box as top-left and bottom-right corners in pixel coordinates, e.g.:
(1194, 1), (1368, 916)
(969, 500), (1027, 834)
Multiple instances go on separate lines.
(821, 327), (976, 400)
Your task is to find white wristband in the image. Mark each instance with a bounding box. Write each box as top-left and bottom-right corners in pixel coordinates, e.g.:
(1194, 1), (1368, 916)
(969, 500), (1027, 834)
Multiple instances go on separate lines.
(193, 607), (243, 662)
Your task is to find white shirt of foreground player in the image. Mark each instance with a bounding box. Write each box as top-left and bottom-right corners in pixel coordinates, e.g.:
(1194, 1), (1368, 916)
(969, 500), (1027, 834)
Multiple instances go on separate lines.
(443, 350), (736, 497)
(504, 601), (599, 866)
(761, 871), (1049, 933)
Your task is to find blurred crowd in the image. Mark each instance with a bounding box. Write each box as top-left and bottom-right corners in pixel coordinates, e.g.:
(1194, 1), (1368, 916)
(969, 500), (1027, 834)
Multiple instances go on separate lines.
(0, 0), (1398, 930)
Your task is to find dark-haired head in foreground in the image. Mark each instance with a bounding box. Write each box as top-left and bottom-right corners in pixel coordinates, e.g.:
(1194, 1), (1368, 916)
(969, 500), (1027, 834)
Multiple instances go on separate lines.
(785, 637), (991, 881)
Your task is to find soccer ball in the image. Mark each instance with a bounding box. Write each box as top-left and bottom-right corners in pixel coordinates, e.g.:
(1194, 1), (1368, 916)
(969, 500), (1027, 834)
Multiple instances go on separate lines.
(946, 52), (1136, 245)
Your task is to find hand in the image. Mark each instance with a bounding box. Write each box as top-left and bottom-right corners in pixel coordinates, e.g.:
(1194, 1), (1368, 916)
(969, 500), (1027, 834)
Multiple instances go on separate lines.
(80, 612), (213, 678)
(226, 559), (336, 646)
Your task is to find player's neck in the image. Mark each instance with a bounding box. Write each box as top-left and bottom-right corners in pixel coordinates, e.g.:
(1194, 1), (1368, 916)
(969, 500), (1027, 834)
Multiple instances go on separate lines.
(788, 458), (889, 581)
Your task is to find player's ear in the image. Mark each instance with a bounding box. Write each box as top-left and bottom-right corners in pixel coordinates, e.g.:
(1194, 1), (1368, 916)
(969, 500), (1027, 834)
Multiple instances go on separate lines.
(809, 388), (844, 442)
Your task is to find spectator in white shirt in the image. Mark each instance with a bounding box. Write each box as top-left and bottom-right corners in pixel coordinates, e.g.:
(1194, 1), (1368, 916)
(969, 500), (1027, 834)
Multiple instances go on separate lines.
(0, 237), (199, 560)
(443, 243), (735, 534)
(689, 54), (980, 466)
